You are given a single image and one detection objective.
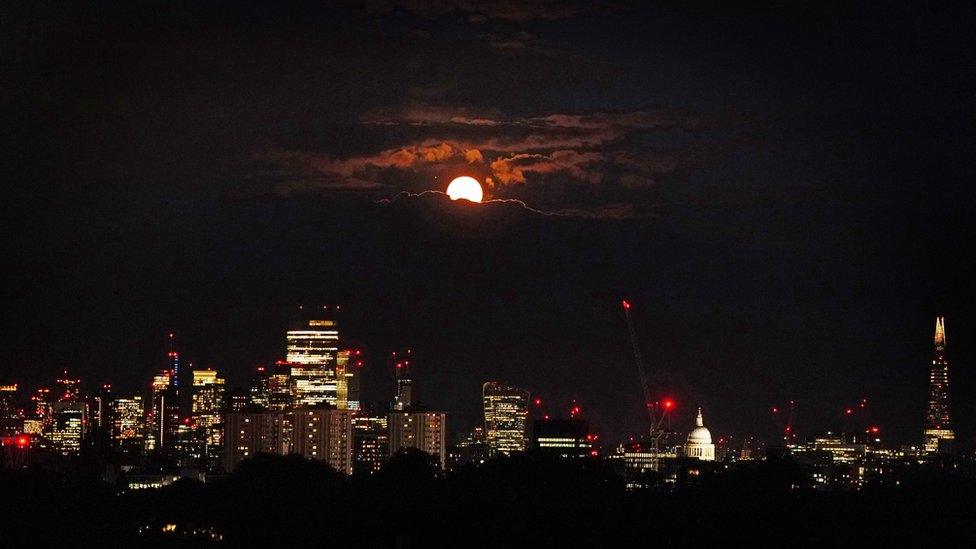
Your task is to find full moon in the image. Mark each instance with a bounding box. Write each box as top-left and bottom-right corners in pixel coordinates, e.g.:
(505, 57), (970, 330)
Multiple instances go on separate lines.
(446, 176), (484, 203)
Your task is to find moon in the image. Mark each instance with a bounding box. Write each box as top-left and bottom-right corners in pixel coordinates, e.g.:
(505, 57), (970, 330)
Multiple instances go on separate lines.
(446, 176), (484, 203)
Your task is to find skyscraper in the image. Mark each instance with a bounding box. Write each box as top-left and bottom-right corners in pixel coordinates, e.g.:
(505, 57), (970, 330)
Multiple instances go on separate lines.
(482, 382), (529, 456)
(0, 385), (22, 437)
(923, 316), (955, 454)
(110, 395), (145, 454)
(286, 318), (339, 366)
(286, 317), (341, 407)
(391, 349), (413, 411)
(48, 401), (86, 455)
(147, 369), (180, 453)
(223, 410), (291, 472)
(192, 369), (226, 459)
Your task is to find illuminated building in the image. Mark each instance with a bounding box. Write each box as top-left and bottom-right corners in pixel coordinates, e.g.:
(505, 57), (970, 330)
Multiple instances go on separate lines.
(147, 369), (180, 453)
(391, 349), (413, 411)
(191, 369), (226, 458)
(619, 442), (678, 478)
(226, 388), (249, 412)
(336, 350), (362, 410)
(286, 318), (340, 366)
(31, 388), (53, 420)
(48, 401), (86, 455)
(90, 384), (112, 430)
(0, 384), (22, 437)
(353, 414), (389, 475)
(248, 366), (270, 408)
(388, 410), (447, 468)
(291, 408), (354, 474)
(482, 382), (529, 456)
(531, 419), (593, 459)
(223, 410), (291, 472)
(448, 427), (489, 470)
(267, 362), (293, 410)
(111, 396), (145, 453)
(923, 316), (955, 453)
(683, 408), (715, 461)
(789, 431), (866, 464)
(289, 363), (335, 408)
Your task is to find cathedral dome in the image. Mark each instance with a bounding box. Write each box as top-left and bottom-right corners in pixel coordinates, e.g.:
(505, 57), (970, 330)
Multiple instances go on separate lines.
(687, 408), (712, 444)
(684, 408), (715, 461)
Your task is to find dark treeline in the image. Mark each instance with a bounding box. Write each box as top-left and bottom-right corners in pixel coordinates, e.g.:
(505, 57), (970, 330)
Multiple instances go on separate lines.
(1, 451), (974, 547)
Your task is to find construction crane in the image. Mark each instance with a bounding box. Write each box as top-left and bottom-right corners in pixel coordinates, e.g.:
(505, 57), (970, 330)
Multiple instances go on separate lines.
(621, 300), (672, 452)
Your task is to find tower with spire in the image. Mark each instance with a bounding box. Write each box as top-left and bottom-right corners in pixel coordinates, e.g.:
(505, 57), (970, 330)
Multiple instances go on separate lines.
(923, 316), (954, 453)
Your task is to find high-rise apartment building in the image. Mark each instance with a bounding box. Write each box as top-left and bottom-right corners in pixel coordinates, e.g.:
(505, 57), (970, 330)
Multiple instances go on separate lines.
(353, 414), (389, 475)
(291, 408), (354, 474)
(223, 410), (291, 472)
(482, 382), (529, 456)
(923, 316), (955, 453)
(388, 410), (447, 468)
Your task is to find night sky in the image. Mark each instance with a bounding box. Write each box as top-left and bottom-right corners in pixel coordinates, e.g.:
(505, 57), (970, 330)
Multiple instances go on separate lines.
(4, 2), (974, 449)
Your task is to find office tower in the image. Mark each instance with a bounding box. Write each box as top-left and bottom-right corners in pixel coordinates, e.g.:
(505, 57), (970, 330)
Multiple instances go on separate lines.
(147, 370), (180, 453)
(684, 408), (715, 461)
(336, 350), (362, 410)
(531, 418), (592, 459)
(482, 382), (529, 456)
(248, 366), (271, 409)
(291, 409), (354, 474)
(111, 396), (145, 454)
(223, 410), (291, 472)
(0, 385), (22, 437)
(48, 401), (86, 455)
(388, 410), (447, 468)
(286, 318), (340, 366)
(268, 362), (293, 410)
(89, 384), (112, 430)
(923, 316), (955, 453)
(192, 369), (226, 458)
(353, 414), (389, 475)
(391, 349), (413, 411)
(289, 363), (335, 408)
(167, 333), (181, 389)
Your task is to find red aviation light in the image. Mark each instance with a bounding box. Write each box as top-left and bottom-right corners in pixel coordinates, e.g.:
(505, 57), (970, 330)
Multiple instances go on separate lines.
(662, 399), (675, 411)
(772, 407), (779, 413)
(845, 408), (853, 415)
(534, 398), (542, 407)
(589, 450), (599, 457)
(869, 426), (880, 434)
(16, 435), (29, 448)
(256, 366), (265, 372)
(621, 300), (631, 310)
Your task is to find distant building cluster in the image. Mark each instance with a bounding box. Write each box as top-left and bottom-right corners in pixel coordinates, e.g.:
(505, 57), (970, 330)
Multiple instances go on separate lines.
(0, 314), (962, 493)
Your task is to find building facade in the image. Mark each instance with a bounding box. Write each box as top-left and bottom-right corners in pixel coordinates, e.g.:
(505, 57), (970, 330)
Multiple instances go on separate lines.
(388, 411), (447, 468)
(923, 316), (954, 453)
(291, 408), (354, 474)
(191, 369), (226, 458)
(482, 382), (529, 456)
(683, 408), (715, 461)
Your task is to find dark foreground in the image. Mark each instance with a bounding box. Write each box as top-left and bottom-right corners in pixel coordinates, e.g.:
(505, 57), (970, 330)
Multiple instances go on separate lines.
(2, 451), (973, 547)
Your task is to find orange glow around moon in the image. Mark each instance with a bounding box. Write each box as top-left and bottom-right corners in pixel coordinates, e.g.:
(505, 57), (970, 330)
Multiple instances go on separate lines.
(446, 176), (484, 203)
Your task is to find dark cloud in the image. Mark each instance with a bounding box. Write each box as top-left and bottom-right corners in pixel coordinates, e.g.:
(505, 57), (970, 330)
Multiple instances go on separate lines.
(254, 105), (747, 217)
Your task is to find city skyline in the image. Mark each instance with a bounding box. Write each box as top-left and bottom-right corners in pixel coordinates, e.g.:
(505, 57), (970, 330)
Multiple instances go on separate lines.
(0, 312), (962, 451)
